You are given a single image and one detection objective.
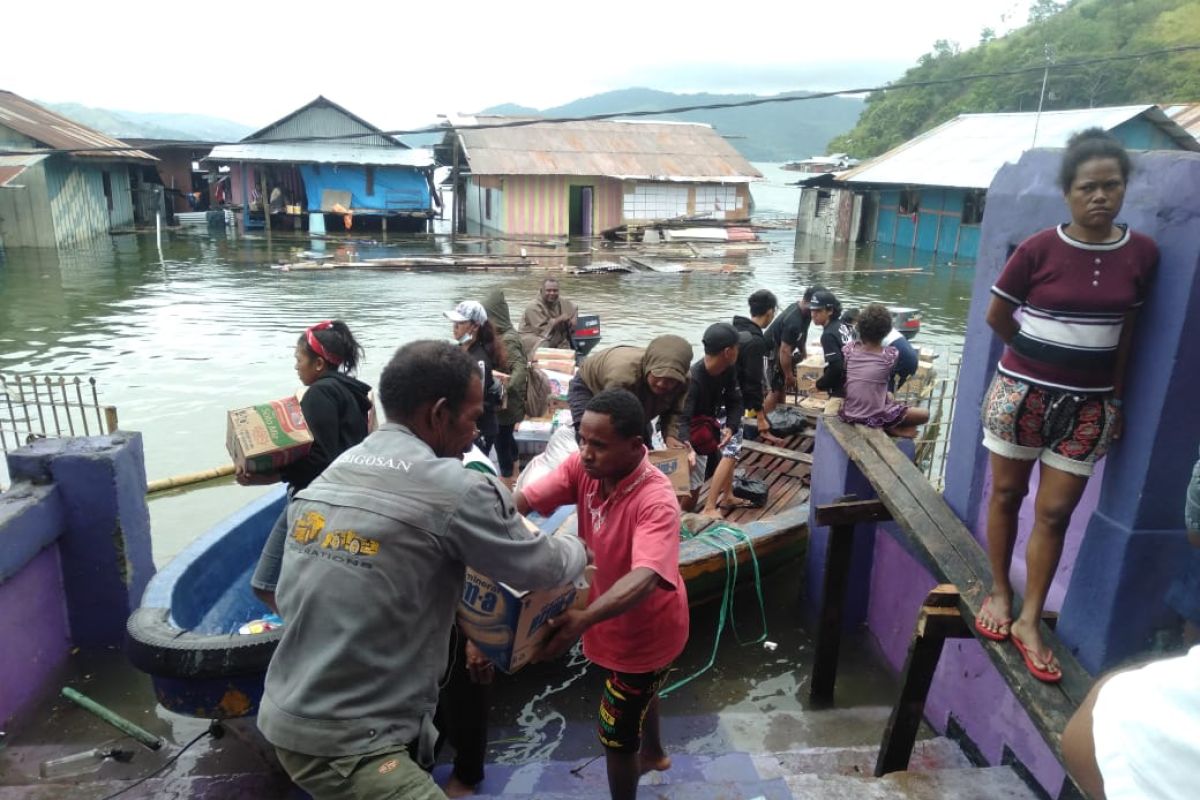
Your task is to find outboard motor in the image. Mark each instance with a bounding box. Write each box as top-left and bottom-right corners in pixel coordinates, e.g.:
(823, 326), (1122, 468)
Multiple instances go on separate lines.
(572, 313), (601, 361)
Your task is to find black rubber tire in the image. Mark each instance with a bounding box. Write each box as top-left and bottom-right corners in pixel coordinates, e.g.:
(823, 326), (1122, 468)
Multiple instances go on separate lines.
(125, 607), (280, 679)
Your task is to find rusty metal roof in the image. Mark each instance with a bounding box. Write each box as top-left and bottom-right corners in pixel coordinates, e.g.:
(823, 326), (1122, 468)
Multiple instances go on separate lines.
(0, 90), (154, 162)
(1162, 103), (1200, 142)
(455, 118), (762, 182)
(0, 153), (48, 187)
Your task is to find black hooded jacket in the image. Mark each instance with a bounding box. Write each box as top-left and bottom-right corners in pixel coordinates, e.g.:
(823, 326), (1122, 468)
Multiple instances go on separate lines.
(732, 315), (769, 413)
(281, 371), (373, 492)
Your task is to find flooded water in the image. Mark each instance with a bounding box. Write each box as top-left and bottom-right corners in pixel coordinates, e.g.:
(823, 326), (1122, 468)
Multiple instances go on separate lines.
(0, 165), (975, 562)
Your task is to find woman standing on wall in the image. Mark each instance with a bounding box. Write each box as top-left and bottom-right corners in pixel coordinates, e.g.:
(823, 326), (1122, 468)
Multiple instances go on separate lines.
(975, 129), (1159, 682)
(482, 289), (529, 485)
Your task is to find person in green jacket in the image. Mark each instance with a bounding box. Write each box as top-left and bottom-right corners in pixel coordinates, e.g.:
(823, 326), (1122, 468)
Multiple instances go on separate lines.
(482, 289), (529, 482)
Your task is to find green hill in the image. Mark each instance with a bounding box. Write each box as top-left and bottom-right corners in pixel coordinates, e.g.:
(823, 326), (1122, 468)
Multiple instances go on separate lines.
(42, 102), (253, 142)
(480, 87), (865, 162)
(830, 0), (1200, 158)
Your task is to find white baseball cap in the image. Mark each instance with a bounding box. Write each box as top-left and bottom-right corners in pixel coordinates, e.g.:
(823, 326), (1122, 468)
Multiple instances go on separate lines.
(443, 301), (487, 325)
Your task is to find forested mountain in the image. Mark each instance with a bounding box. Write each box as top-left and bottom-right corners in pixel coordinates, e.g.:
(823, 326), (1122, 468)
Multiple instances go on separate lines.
(480, 88), (865, 162)
(829, 0), (1200, 158)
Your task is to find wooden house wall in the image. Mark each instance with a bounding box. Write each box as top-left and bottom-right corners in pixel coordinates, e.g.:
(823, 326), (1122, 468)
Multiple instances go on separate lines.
(0, 160), (55, 248)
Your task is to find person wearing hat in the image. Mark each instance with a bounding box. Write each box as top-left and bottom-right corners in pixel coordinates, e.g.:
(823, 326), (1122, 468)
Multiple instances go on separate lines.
(676, 322), (749, 516)
(810, 289), (854, 400)
(764, 285), (823, 413)
(445, 300), (506, 455)
(570, 335), (694, 449)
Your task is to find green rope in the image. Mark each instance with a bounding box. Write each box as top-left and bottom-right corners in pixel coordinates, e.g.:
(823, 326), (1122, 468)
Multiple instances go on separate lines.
(659, 522), (768, 698)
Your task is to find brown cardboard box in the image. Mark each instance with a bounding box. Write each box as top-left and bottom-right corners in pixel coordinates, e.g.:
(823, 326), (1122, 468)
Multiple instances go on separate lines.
(649, 448), (691, 494)
(457, 568), (579, 673)
(226, 396), (313, 474)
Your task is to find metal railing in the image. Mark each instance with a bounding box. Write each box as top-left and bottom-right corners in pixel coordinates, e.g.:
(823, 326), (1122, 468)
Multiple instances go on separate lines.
(904, 344), (964, 491)
(0, 372), (118, 489)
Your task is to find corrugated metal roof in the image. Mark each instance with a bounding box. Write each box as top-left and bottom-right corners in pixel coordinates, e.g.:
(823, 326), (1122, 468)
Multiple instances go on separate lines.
(1162, 103), (1200, 141)
(456, 118), (762, 182)
(837, 105), (1200, 190)
(0, 153), (48, 187)
(0, 90), (155, 162)
(246, 96), (406, 148)
(205, 142), (434, 167)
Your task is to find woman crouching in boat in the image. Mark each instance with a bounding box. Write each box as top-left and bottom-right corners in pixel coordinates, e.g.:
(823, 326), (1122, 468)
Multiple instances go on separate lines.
(243, 320), (374, 611)
(975, 129), (1158, 683)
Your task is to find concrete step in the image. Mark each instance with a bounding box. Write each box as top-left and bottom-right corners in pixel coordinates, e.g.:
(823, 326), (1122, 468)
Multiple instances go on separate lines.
(783, 766), (1042, 799)
(751, 736), (972, 779)
(470, 777), (794, 800)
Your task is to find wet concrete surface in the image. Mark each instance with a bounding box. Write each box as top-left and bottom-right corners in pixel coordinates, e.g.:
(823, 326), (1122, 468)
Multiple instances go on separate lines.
(0, 568), (916, 797)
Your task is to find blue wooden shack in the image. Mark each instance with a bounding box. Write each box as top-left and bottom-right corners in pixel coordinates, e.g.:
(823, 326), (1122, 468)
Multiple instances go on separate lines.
(0, 91), (156, 249)
(206, 96), (436, 234)
(796, 105), (1200, 263)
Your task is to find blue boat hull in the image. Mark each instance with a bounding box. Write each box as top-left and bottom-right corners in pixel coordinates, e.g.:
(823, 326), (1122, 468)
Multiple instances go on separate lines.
(126, 487), (286, 717)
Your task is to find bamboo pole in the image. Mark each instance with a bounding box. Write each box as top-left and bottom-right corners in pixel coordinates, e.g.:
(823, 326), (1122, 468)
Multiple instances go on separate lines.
(146, 464), (235, 495)
(61, 687), (163, 750)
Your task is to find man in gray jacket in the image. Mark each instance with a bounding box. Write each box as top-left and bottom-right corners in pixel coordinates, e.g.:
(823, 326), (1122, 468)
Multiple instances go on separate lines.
(257, 340), (588, 799)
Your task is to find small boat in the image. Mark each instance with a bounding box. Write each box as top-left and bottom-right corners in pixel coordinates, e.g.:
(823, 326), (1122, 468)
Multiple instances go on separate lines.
(125, 432), (812, 718)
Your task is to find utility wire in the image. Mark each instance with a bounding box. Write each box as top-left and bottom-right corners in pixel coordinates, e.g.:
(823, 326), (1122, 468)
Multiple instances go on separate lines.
(4, 42), (1199, 158)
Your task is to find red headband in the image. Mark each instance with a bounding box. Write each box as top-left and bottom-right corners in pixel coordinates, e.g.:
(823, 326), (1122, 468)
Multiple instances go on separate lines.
(305, 321), (343, 366)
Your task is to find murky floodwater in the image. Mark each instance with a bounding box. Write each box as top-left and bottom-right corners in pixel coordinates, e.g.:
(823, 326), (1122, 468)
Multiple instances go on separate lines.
(0, 164), (974, 562)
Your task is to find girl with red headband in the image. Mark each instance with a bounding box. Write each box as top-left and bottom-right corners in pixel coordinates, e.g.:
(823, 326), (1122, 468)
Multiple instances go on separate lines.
(244, 319), (375, 611)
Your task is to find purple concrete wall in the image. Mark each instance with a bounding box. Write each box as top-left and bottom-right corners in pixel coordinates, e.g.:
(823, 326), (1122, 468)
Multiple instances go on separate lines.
(8, 434), (155, 648)
(1, 433), (155, 730)
(860, 148), (1200, 795)
(0, 546), (70, 727)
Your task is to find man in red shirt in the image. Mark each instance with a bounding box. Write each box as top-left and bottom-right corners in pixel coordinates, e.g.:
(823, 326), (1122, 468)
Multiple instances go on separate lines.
(516, 389), (689, 800)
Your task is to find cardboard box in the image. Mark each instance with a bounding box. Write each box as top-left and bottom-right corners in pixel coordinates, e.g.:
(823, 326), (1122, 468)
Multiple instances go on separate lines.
(649, 448), (691, 494)
(226, 396), (313, 474)
(457, 567), (579, 673)
(534, 347), (576, 363)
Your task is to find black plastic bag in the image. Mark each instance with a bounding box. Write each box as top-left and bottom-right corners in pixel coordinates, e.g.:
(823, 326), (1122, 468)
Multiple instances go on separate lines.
(767, 407), (806, 437)
(732, 474), (769, 508)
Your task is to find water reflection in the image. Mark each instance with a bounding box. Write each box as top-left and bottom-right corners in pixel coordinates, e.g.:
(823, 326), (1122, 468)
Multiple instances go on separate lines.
(1, 223), (974, 561)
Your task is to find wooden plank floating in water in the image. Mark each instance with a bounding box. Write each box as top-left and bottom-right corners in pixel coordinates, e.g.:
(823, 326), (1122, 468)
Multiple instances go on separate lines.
(276, 255), (541, 272)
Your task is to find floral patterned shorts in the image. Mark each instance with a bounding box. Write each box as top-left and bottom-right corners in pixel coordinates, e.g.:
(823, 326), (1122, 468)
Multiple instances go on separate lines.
(980, 373), (1116, 477)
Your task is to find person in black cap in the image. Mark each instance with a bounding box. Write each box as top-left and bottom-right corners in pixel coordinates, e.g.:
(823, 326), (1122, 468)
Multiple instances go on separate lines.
(810, 289), (854, 399)
(764, 286), (822, 413)
(734, 289), (784, 445)
(676, 322), (748, 516)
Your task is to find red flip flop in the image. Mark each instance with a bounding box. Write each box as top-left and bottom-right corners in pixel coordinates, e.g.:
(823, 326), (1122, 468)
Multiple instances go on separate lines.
(1011, 632), (1062, 683)
(974, 597), (1011, 642)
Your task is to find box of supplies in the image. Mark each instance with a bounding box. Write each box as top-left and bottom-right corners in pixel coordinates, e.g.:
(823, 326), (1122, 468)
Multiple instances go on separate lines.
(226, 396), (313, 474)
(794, 353), (825, 394)
(457, 567), (580, 673)
(649, 448), (690, 494)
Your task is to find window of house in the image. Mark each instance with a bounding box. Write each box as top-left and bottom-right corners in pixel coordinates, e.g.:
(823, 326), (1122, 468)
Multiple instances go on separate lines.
(962, 189), (986, 224)
(365, 166), (375, 196)
(485, 188), (493, 220)
(622, 184), (689, 221)
(898, 189), (920, 215)
(815, 190), (832, 218)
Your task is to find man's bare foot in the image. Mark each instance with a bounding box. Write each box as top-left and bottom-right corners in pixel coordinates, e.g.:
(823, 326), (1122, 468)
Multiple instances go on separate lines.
(977, 591), (1012, 638)
(443, 774), (478, 798)
(638, 752), (671, 774)
(700, 506), (726, 520)
(888, 425), (919, 439)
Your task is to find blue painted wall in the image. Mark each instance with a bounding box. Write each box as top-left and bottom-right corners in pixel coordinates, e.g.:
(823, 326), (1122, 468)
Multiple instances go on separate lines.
(297, 165), (431, 213)
(863, 117), (1190, 262)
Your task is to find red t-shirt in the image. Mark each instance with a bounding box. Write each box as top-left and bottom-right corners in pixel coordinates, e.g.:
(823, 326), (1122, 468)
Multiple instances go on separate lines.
(522, 451), (689, 673)
(991, 225), (1158, 393)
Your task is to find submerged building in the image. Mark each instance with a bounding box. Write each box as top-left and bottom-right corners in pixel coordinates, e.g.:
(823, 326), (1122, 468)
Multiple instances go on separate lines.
(796, 105), (1200, 262)
(446, 117), (761, 236)
(205, 96), (437, 233)
(0, 90), (155, 249)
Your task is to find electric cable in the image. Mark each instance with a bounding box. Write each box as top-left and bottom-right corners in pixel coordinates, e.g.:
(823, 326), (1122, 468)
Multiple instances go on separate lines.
(3, 42), (1199, 158)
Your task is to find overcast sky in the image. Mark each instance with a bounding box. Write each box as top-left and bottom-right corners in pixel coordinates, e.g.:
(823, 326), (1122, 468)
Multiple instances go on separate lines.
(3, 0), (1034, 131)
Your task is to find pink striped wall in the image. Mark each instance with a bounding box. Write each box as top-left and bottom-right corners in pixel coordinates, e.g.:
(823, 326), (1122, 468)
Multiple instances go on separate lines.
(502, 176), (623, 235)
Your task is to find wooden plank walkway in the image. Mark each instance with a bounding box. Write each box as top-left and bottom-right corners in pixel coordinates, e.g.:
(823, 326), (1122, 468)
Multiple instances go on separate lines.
(823, 418), (1092, 766)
